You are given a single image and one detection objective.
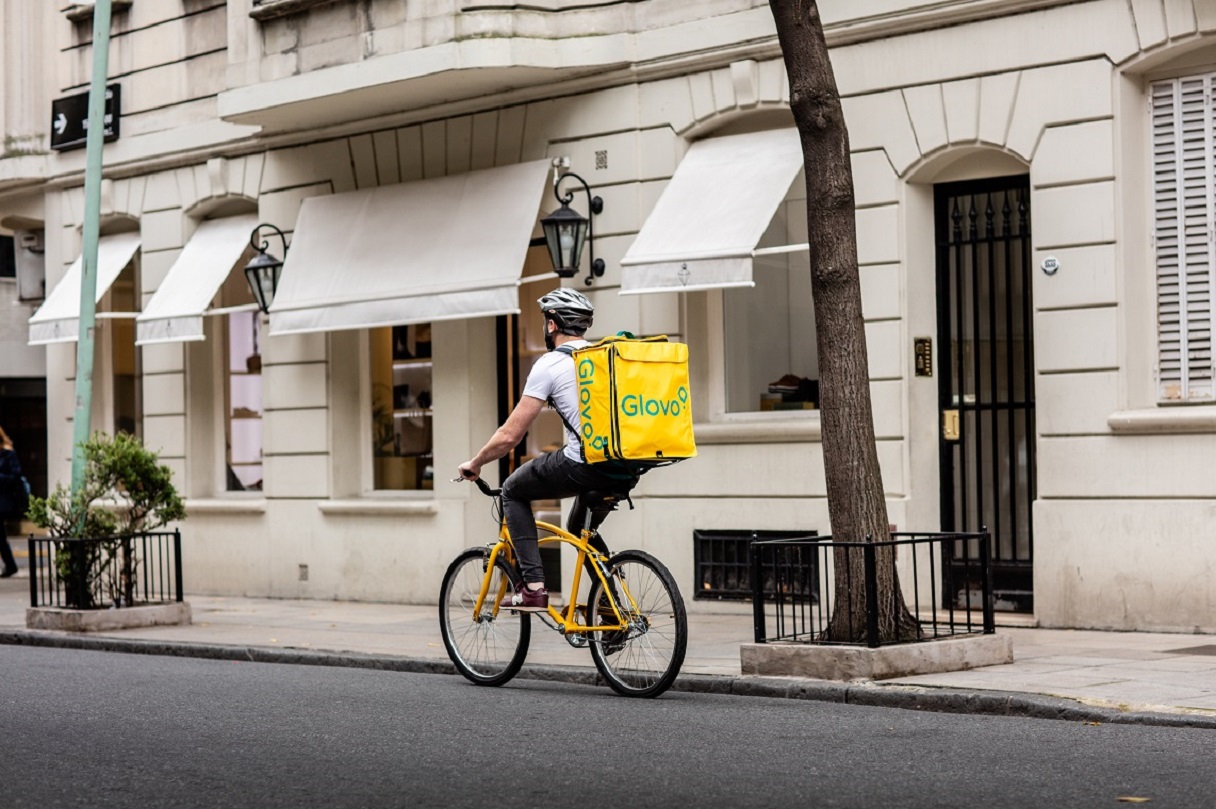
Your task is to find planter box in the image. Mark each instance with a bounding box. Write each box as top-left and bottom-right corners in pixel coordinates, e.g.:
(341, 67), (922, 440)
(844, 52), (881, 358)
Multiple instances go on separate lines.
(26, 602), (192, 632)
(741, 633), (1013, 681)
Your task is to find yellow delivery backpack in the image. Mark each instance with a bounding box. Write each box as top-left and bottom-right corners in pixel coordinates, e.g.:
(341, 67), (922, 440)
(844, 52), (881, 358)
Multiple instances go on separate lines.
(557, 333), (696, 469)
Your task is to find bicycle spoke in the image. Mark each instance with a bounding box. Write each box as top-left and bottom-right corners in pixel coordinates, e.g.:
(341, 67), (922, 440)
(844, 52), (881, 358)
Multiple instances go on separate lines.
(440, 549), (530, 686)
(588, 551), (687, 698)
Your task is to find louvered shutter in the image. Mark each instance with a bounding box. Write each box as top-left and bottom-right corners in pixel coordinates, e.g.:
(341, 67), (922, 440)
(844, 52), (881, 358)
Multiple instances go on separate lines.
(1152, 73), (1216, 401)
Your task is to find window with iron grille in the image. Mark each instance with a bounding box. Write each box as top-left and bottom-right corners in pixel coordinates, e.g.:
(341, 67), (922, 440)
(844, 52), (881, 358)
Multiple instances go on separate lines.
(694, 529), (817, 601)
(1151, 72), (1216, 402)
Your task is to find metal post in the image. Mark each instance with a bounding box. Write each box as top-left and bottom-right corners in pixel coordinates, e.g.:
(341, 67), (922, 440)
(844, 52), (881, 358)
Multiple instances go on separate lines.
(749, 533), (765, 644)
(69, 0), (115, 495)
(174, 529), (183, 603)
(27, 536), (38, 608)
(980, 527), (996, 634)
(863, 542), (880, 648)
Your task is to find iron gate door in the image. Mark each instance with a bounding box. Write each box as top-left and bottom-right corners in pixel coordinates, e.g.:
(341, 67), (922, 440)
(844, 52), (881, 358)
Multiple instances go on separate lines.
(934, 175), (1036, 613)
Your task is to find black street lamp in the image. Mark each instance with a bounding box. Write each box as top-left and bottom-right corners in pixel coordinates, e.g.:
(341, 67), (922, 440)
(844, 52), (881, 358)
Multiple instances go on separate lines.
(540, 172), (605, 286)
(244, 223), (288, 314)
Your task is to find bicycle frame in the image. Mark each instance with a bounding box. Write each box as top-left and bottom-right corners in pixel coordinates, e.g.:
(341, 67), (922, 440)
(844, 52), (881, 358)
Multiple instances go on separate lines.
(471, 521), (640, 634)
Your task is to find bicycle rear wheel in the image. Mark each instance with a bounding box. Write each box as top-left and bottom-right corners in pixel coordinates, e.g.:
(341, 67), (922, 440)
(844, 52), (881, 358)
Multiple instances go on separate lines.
(587, 550), (687, 698)
(439, 547), (531, 686)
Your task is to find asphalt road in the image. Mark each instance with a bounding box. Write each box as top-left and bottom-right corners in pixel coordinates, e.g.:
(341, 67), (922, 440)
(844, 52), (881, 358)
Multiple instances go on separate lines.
(1, 646), (1212, 809)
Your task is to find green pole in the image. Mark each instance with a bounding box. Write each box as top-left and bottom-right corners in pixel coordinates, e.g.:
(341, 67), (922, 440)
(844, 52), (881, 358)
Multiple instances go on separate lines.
(70, 0), (114, 495)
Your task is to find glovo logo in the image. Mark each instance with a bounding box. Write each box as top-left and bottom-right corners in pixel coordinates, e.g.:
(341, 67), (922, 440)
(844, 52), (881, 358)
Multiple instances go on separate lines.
(578, 358), (610, 452)
(620, 386), (689, 418)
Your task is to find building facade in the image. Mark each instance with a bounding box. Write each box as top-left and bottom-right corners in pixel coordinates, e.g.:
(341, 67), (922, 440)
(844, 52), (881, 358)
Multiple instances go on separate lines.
(2, 0), (1215, 632)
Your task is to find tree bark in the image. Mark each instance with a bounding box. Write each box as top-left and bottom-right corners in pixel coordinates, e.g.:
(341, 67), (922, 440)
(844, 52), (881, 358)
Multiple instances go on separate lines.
(769, 0), (919, 643)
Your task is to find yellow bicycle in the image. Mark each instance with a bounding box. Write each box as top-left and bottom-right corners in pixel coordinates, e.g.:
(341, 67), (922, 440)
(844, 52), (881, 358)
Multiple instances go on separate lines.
(439, 477), (688, 698)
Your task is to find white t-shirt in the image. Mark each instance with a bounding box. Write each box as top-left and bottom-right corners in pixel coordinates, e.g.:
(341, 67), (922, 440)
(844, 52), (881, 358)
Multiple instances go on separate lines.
(522, 340), (590, 462)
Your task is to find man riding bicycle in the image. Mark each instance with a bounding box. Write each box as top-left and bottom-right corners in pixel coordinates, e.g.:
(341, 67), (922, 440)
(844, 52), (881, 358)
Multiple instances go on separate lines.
(458, 288), (639, 611)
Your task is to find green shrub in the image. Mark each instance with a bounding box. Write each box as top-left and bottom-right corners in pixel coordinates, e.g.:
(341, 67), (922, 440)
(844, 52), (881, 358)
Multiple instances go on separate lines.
(27, 432), (186, 608)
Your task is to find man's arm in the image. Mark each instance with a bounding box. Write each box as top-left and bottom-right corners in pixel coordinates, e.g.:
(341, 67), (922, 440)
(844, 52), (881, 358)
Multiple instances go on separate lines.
(458, 396), (546, 480)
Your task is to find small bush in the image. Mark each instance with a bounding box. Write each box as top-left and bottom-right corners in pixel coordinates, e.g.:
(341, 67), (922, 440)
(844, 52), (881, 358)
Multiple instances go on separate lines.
(28, 432), (186, 608)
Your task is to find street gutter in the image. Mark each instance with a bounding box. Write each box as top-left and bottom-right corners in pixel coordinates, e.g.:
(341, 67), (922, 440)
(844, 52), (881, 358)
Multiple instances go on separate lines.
(2, 629), (1213, 730)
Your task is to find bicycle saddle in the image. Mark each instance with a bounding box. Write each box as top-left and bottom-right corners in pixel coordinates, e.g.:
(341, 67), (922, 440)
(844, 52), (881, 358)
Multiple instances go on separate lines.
(581, 490), (633, 511)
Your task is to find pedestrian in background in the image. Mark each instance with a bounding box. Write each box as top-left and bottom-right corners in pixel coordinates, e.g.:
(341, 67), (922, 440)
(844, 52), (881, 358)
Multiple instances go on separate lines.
(0, 425), (26, 577)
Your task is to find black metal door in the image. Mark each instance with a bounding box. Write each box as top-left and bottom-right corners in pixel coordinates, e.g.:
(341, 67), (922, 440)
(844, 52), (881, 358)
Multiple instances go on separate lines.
(934, 175), (1036, 613)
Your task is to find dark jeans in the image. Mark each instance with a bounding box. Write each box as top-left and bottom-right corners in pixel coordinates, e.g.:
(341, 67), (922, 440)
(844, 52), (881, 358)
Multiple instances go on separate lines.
(501, 450), (637, 585)
(0, 520), (16, 573)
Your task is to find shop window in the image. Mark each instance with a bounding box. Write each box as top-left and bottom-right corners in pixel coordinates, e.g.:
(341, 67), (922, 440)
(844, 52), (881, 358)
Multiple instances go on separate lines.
(108, 261), (140, 437)
(723, 187), (819, 413)
(504, 248), (567, 589)
(225, 310), (263, 490)
(511, 248), (567, 472)
(371, 323), (433, 490)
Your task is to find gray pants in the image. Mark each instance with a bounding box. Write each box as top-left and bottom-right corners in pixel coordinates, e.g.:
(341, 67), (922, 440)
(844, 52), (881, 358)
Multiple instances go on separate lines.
(501, 450), (638, 585)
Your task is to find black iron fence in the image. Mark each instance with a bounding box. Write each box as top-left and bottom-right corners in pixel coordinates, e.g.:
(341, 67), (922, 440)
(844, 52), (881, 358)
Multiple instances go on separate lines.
(28, 531), (183, 610)
(750, 531), (995, 648)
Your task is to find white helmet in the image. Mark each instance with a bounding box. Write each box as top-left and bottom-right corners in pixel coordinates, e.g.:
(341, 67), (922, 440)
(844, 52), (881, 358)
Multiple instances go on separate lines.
(537, 288), (594, 335)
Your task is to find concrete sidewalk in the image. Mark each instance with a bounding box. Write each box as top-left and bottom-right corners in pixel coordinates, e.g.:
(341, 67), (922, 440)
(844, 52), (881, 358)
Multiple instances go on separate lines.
(2, 570), (1215, 728)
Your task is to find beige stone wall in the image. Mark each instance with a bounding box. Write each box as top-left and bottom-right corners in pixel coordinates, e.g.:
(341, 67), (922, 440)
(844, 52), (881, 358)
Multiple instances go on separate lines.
(6, 0), (1216, 627)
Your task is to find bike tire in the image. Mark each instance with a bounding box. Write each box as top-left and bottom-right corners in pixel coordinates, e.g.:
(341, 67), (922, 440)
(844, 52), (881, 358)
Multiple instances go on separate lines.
(439, 547), (531, 687)
(587, 550), (687, 698)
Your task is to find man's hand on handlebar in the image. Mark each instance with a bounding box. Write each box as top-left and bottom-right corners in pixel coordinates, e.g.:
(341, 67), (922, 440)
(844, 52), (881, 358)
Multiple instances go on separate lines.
(455, 461), (481, 483)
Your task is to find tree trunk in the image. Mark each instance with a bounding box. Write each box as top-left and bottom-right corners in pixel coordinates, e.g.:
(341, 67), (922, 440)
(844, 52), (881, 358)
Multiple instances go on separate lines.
(769, 0), (919, 643)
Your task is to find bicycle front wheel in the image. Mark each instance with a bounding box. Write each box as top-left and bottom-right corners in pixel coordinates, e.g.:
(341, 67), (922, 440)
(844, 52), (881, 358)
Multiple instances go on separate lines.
(588, 550), (687, 698)
(439, 547), (531, 687)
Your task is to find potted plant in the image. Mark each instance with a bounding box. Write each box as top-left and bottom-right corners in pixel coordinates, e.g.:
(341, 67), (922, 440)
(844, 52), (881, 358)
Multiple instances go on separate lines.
(27, 432), (186, 615)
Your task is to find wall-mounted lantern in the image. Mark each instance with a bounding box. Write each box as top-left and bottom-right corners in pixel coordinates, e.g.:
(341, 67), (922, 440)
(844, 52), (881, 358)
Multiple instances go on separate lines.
(244, 223), (288, 314)
(539, 167), (605, 287)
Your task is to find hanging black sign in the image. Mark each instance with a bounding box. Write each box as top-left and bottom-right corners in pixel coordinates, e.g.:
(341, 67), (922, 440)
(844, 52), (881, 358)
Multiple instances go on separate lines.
(50, 84), (121, 152)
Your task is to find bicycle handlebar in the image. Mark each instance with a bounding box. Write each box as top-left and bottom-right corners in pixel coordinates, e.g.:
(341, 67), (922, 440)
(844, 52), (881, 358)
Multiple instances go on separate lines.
(451, 474), (501, 497)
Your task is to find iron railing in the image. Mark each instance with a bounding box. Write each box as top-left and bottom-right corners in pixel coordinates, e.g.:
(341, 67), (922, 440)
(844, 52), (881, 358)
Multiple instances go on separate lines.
(28, 530), (183, 610)
(750, 531), (995, 648)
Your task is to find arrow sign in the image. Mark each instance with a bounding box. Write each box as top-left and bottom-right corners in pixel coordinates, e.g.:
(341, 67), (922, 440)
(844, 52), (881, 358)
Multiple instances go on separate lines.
(50, 84), (121, 151)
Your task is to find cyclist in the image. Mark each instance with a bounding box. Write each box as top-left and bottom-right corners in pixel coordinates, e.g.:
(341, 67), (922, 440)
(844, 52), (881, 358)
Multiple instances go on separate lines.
(458, 288), (639, 611)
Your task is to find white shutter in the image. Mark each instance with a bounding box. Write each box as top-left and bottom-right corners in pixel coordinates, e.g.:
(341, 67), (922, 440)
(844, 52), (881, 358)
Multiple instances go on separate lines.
(1152, 73), (1216, 401)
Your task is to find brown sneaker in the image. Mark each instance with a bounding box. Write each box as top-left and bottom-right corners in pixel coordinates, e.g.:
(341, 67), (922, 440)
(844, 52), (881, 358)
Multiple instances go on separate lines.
(501, 585), (549, 612)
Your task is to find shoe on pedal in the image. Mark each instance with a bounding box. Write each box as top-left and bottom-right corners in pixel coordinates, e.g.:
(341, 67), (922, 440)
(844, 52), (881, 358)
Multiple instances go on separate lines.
(501, 585), (548, 612)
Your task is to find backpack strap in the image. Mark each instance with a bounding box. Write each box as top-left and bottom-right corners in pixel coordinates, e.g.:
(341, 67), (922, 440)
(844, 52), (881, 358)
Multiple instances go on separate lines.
(547, 345), (587, 462)
(544, 345), (643, 481)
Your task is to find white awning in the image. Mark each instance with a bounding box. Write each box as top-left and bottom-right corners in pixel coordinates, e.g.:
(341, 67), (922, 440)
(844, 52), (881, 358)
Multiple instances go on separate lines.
(28, 231), (142, 345)
(619, 128), (804, 295)
(268, 159), (552, 336)
(135, 214), (258, 345)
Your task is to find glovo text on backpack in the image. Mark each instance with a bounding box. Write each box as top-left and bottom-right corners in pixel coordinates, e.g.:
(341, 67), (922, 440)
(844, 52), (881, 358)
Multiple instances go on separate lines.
(570, 335), (696, 468)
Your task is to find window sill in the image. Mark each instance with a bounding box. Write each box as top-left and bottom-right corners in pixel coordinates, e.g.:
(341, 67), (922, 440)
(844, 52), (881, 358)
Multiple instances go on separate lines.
(250, 0), (342, 21)
(319, 498), (438, 517)
(1107, 406), (1216, 435)
(696, 413), (821, 445)
(64, 1), (132, 23)
(184, 497), (268, 515)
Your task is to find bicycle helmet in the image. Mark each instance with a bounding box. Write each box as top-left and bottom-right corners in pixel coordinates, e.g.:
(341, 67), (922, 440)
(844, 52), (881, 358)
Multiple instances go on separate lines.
(537, 288), (594, 335)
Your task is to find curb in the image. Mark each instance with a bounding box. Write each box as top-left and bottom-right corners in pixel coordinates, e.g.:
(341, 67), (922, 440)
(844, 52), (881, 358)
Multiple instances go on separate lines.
(2, 629), (1214, 730)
